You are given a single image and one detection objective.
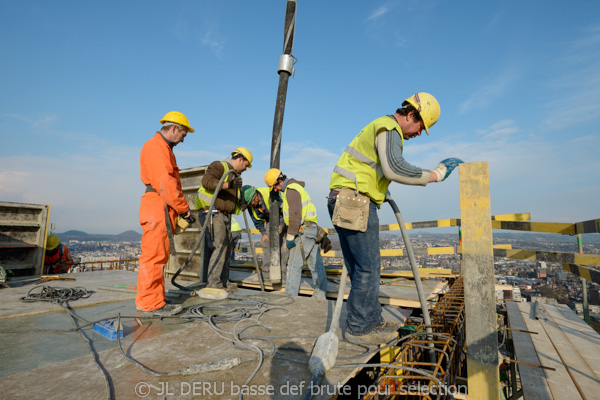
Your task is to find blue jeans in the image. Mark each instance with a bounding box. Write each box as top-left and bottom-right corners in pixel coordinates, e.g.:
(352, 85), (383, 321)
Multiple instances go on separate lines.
(286, 224), (328, 299)
(327, 190), (383, 335)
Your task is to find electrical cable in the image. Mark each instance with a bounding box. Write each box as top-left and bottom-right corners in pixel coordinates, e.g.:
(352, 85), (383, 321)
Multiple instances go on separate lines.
(15, 286), (113, 400)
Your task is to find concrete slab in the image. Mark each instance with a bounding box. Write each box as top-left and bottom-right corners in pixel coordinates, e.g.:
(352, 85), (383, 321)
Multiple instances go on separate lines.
(0, 270), (413, 399)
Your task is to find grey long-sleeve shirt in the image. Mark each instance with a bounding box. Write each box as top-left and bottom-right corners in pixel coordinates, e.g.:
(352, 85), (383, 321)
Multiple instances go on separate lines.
(375, 121), (432, 186)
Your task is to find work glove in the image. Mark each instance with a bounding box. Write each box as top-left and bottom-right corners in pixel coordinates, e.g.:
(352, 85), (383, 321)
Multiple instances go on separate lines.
(319, 236), (332, 253)
(286, 234), (296, 249)
(230, 176), (243, 189)
(432, 158), (464, 182)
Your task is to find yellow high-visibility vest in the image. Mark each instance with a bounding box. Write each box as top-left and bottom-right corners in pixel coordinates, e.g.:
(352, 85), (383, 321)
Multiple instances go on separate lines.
(250, 187), (273, 222)
(195, 161), (241, 214)
(282, 182), (318, 226)
(231, 218), (242, 232)
(329, 115), (404, 205)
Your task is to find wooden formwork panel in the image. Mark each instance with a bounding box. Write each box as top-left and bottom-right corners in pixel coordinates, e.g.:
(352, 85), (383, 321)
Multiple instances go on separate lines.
(0, 201), (50, 275)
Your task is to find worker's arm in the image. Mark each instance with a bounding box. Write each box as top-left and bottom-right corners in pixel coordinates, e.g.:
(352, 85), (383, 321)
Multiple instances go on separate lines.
(285, 188), (303, 236)
(375, 130), (432, 186)
(249, 208), (266, 235)
(201, 161), (227, 191)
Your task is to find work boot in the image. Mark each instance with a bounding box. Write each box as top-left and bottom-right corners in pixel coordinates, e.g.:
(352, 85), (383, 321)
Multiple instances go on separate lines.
(344, 322), (399, 345)
(143, 303), (183, 317)
(136, 298), (175, 311)
(225, 282), (238, 293)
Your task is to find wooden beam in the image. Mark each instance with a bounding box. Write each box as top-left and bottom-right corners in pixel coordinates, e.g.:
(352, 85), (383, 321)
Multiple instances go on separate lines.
(459, 161), (501, 400)
(493, 248), (600, 267)
(561, 263), (600, 284)
(491, 220), (575, 234)
(491, 212), (531, 221)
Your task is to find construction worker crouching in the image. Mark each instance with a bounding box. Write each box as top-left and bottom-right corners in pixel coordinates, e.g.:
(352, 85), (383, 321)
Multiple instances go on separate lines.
(265, 169), (327, 300)
(241, 184), (289, 282)
(44, 233), (74, 274)
(136, 111), (194, 317)
(328, 93), (463, 344)
(195, 147), (252, 291)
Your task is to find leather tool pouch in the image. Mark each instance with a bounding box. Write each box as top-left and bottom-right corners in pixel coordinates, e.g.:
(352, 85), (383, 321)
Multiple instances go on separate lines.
(315, 225), (328, 243)
(331, 188), (370, 232)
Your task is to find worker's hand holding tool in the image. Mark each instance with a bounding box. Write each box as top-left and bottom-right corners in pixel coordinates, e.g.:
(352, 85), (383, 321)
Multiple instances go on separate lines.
(230, 176), (243, 189)
(286, 234), (296, 249)
(432, 158), (464, 182)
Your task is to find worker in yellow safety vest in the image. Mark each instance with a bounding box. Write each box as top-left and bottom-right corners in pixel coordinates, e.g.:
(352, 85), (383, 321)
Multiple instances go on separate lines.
(265, 169), (327, 300)
(241, 185), (289, 281)
(195, 147), (252, 291)
(328, 93), (463, 344)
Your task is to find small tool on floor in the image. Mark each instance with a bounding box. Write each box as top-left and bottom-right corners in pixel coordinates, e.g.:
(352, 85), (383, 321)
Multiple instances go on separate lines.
(93, 320), (124, 340)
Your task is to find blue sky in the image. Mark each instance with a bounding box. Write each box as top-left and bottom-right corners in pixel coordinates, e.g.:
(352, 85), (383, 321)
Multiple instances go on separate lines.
(1, 0), (599, 234)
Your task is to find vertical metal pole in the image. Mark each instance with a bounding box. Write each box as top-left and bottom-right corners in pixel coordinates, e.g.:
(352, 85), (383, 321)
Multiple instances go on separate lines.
(577, 234), (590, 322)
(459, 162), (500, 400)
(269, 0), (296, 285)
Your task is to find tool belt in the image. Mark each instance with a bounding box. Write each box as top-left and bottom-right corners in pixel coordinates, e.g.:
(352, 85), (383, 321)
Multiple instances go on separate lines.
(145, 184), (156, 193)
(331, 188), (370, 232)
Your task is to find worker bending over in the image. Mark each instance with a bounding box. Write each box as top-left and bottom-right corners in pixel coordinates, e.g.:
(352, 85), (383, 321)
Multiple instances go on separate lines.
(195, 147), (252, 291)
(265, 169), (327, 300)
(328, 93), (463, 344)
(241, 185), (289, 282)
(137, 111), (194, 317)
(44, 233), (74, 274)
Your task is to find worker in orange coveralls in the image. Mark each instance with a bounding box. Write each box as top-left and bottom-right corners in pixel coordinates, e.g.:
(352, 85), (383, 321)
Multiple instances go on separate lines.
(136, 111), (194, 317)
(44, 233), (74, 274)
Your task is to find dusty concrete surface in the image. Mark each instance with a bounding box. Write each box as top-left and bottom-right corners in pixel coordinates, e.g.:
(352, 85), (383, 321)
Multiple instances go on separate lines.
(0, 270), (413, 399)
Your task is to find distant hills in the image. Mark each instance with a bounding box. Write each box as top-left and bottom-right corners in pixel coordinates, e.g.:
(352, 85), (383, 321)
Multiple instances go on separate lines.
(58, 230), (142, 242)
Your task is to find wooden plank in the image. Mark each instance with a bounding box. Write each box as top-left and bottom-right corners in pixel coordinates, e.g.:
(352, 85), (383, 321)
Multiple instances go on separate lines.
(542, 304), (600, 395)
(493, 248), (600, 268)
(517, 302), (582, 399)
(505, 302), (553, 399)
(492, 212), (531, 221)
(561, 263), (600, 285)
(574, 219), (600, 234)
(459, 162), (500, 400)
(491, 220), (575, 235)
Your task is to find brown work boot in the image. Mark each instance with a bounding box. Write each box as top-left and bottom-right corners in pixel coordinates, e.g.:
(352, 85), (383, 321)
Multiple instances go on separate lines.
(143, 304), (183, 317)
(344, 322), (399, 345)
(225, 282), (238, 293)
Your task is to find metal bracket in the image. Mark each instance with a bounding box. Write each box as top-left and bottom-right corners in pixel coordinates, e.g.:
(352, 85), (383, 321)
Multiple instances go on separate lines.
(278, 54), (297, 76)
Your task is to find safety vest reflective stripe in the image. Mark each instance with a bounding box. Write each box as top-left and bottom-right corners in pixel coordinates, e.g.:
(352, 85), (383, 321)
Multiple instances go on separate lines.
(195, 161), (230, 210)
(343, 145), (385, 178)
(329, 115), (403, 205)
(332, 165), (358, 190)
(282, 182), (318, 225)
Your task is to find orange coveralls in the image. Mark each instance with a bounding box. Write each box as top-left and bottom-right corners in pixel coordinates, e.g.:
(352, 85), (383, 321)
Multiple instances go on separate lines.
(44, 244), (73, 274)
(136, 132), (189, 312)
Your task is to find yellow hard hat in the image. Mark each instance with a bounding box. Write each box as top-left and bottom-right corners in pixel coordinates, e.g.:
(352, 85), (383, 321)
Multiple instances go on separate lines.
(160, 111), (195, 133)
(231, 147), (253, 168)
(264, 168), (283, 190)
(404, 93), (440, 135)
(46, 234), (60, 251)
